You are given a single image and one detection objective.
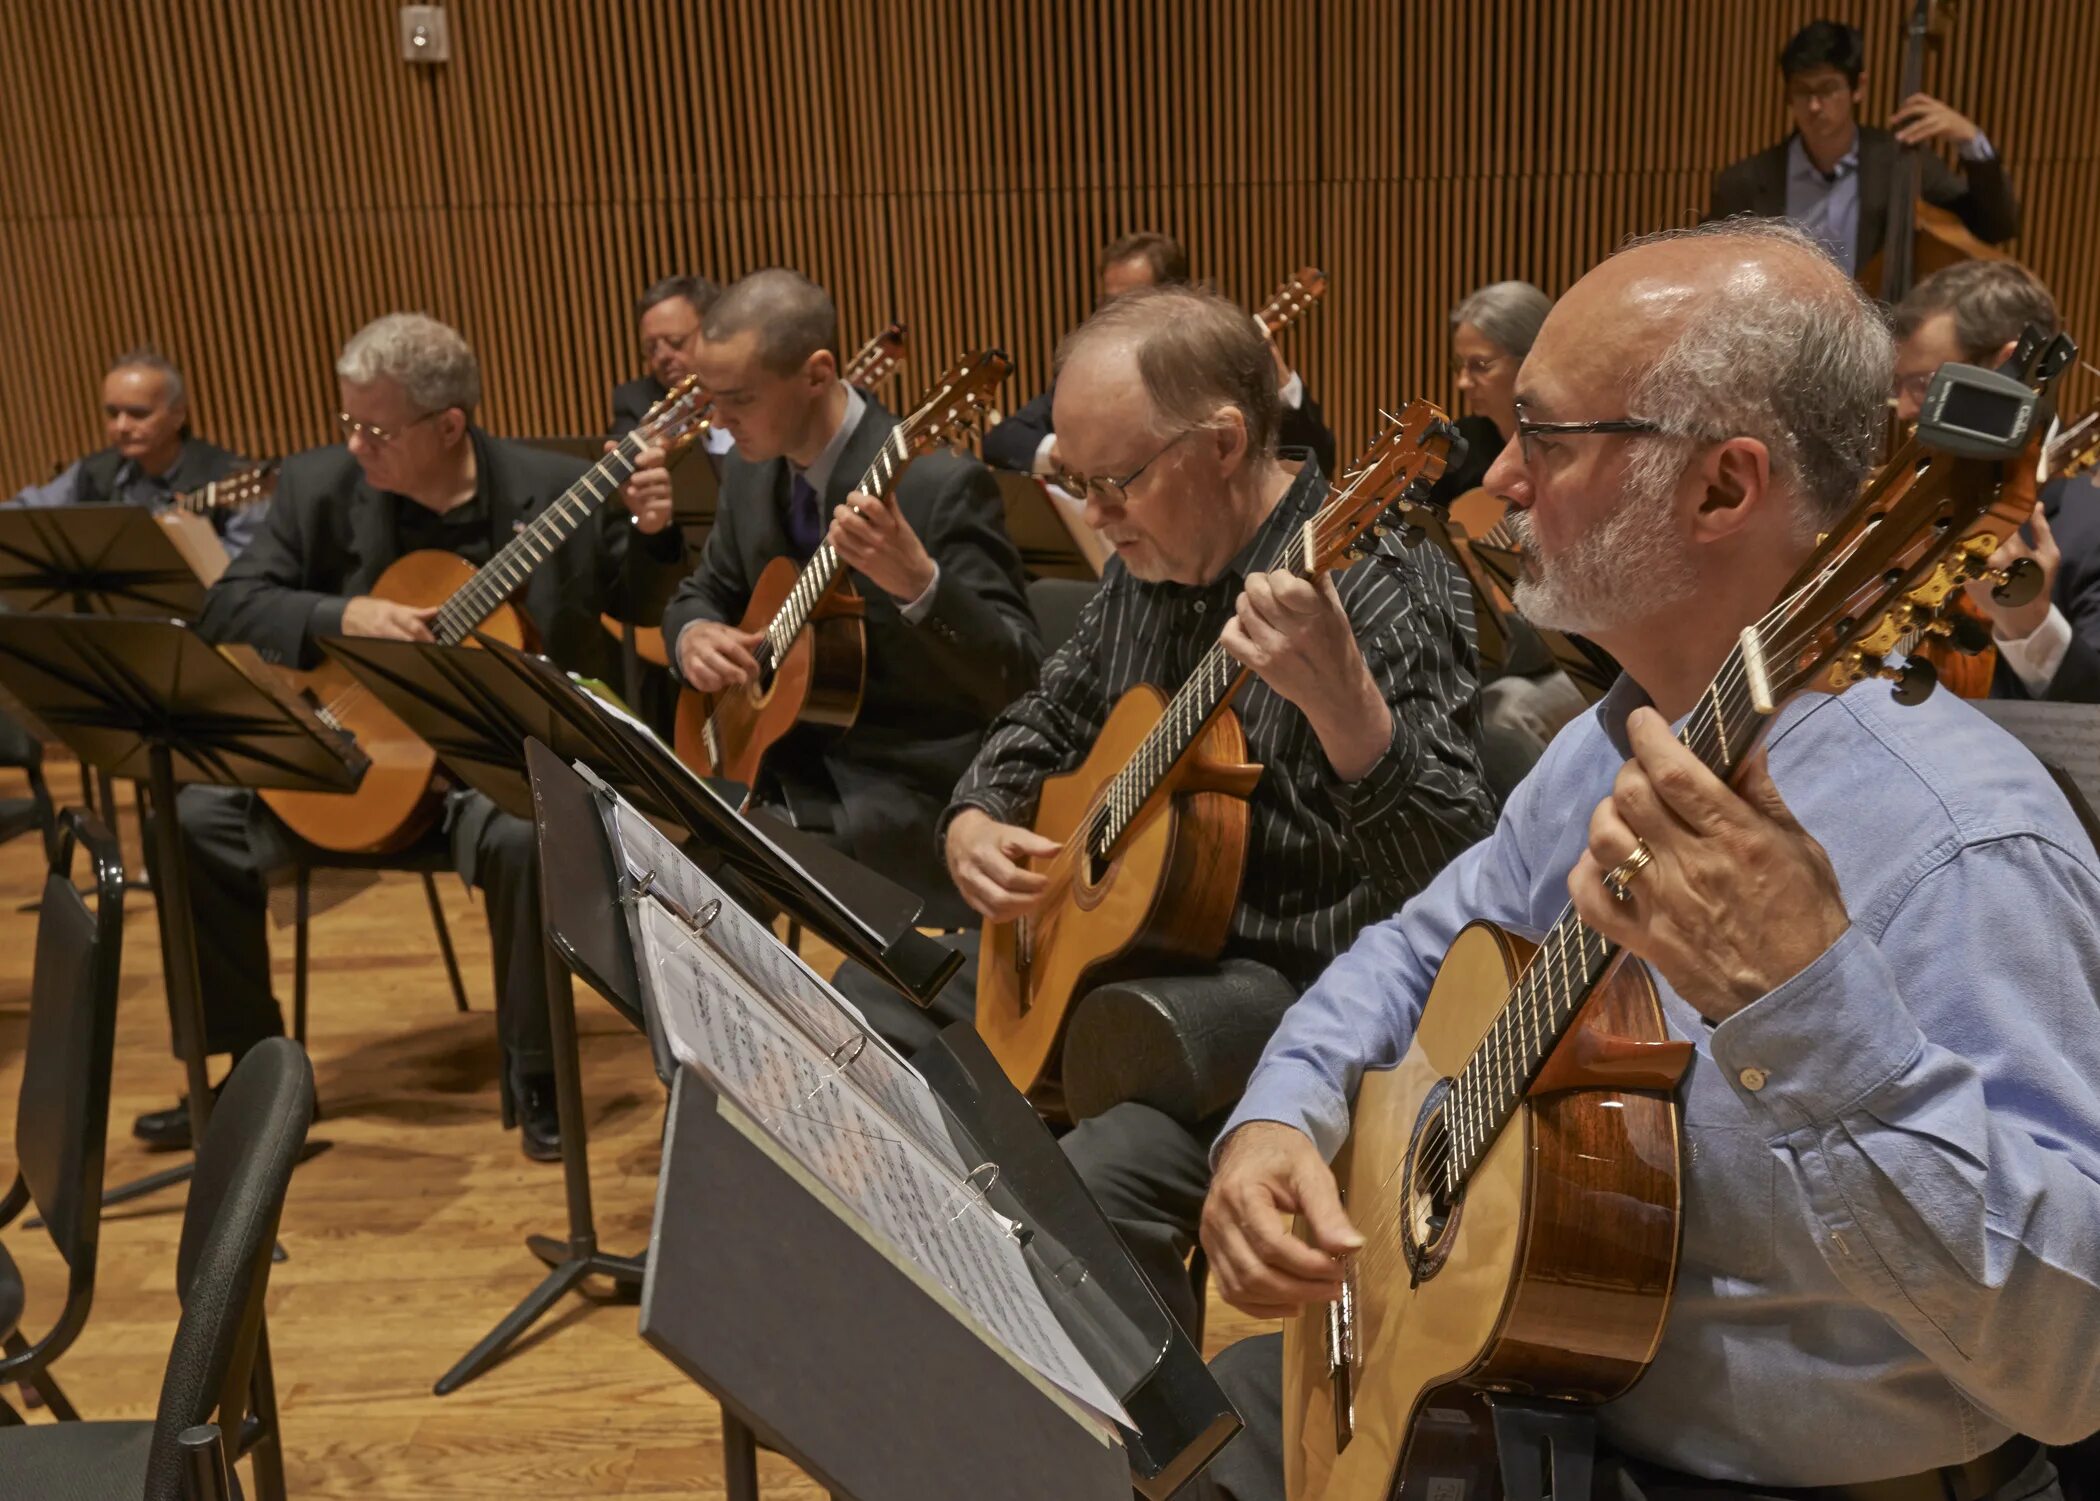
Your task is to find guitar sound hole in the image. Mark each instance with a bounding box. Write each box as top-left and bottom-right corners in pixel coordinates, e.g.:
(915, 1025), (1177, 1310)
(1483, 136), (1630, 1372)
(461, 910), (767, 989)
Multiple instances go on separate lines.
(1401, 1091), (1462, 1281)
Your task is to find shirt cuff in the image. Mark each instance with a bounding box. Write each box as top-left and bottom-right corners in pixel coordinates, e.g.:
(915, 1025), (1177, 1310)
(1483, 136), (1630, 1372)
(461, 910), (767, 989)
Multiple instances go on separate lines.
(1030, 433), (1059, 478)
(1708, 925), (1927, 1134)
(1319, 706), (1415, 829)
(1993, 603), (2071, 695)
(1959, 132), (1995, 163)
(1218, 1056), (1355, 1166)
(898, 561), (943, 623)
(1278, 370), (1305, 411)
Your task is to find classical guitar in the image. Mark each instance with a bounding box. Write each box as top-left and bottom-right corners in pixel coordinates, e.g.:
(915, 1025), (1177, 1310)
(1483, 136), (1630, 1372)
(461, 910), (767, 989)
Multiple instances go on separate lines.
(598, 323), (915, 667)
(670, 349), (1010, 788)
(1258, 267), (1328, 338)
(976, 401), (1463, 1106)
(1281, 339), (2071, 1501)
(156, 460), (283, 587)
(842, 321), (908, 392)
(262, 379), (714, 853)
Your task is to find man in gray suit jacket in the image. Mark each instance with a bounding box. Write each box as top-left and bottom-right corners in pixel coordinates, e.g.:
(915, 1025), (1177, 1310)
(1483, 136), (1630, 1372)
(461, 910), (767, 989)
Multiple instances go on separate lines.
(137, 313), (685, 1162)
(651, 269), (1042, 929)
(1708, 20), (2018, 279)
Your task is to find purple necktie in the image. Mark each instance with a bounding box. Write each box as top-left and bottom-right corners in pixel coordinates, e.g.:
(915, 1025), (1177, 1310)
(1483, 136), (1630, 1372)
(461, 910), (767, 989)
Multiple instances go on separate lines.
(785, 473), (822, 560)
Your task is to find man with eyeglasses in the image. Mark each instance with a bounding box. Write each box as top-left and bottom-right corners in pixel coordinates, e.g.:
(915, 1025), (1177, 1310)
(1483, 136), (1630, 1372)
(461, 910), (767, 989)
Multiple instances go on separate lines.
(1708, 20), (2018, 278)
(1890, 262), (2100, 705)
(893, 283), (1494, 1335)
(5, 345), (264, 555)
(983, 231), (1338, 480)
(658, 268), (1041, 928)
(611, 274), (734, 461)
(135, 312), (687, 1163)
(1184, 218), (2100, 1501)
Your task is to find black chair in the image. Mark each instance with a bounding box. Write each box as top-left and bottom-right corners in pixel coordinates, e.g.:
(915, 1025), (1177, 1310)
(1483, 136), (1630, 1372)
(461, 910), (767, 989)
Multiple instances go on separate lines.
(1025, 576), (1099, 656)
(290, 849), (471, 1048)
(0, 809), (125, 1424)
(0, 1037), (316, 1501)
(0, 707), (58, 866)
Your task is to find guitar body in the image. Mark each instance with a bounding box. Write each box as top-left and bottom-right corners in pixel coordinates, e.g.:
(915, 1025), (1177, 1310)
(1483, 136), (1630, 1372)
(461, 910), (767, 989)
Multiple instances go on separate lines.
(977, 684), (1254, 1102)
(1284, 922), (1682, 1500)
(261, 550), (532, 854)
(672, 554), (866, 787)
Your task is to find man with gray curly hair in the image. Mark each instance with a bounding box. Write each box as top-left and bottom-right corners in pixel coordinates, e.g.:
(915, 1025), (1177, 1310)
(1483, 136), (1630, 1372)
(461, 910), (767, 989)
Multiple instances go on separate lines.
(137, 311), (687, 1164)
(1189, 220), (2100, 1499)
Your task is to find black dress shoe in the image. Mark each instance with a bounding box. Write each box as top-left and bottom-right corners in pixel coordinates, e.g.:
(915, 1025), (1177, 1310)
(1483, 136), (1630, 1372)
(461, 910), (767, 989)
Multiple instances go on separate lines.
(132, 1084), (223, 1151)
(519, 1075), (562, 1163)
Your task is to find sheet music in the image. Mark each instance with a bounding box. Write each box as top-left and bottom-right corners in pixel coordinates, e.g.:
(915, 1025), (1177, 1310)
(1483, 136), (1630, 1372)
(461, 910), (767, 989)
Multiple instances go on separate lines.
(1976, 699), (2100, 809)
(633, 898), (1131, 1429)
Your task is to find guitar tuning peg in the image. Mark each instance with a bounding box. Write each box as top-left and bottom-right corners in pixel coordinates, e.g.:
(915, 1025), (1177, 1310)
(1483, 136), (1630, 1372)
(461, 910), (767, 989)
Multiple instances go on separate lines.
(1878, 656), (1938, 706)
(1988, 556), (2045, 608)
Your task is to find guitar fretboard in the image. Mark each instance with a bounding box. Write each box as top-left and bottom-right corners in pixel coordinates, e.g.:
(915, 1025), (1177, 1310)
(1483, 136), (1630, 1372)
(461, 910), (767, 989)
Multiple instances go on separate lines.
(430, 433), (646, 645)
(1441, 634), (1777, 1192)
(757, 423), (918, 672)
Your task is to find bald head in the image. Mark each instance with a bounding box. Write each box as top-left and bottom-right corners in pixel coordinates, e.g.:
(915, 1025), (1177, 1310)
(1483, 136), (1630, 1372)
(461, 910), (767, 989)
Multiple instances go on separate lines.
(1531, 220), (1891, 525)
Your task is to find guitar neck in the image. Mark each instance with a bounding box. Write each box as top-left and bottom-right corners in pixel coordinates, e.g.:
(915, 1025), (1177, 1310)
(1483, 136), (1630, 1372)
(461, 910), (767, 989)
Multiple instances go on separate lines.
(1444, 639), (1775, 1188)
(429, 434), (645, 645)
(757, 422), (919, 669)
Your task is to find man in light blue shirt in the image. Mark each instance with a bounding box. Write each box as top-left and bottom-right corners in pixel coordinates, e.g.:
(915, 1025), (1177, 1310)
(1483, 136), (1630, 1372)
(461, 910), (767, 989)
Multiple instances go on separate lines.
(1188, 220), (2100, 1499)
(5, 347), (266, 556)
(1710, 20), (2019, 279)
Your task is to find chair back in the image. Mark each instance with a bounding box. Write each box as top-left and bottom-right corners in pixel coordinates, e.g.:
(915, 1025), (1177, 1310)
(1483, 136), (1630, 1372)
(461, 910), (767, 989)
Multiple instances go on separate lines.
(142, 1037), (314, 1501)
(5, 809), (124, 1341)
(1025, 576), (1100, 656)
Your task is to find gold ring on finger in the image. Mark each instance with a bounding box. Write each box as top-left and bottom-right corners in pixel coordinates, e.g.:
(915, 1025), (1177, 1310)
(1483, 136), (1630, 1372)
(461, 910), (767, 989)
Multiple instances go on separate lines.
(1602, 838), (1655, 904)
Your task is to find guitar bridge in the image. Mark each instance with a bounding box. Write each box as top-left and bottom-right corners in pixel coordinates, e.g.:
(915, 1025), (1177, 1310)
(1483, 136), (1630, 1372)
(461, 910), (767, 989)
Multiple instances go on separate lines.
(1326, 1256), (1359, 1453)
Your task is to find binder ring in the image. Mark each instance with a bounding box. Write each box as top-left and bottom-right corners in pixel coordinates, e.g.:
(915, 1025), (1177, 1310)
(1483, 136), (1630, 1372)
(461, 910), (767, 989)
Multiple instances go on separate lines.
(694, 897), (721, 929)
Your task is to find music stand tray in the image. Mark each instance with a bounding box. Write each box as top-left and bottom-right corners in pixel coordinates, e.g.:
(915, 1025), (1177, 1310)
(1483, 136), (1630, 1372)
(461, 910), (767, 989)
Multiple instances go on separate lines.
(0, 617), (363, 1201)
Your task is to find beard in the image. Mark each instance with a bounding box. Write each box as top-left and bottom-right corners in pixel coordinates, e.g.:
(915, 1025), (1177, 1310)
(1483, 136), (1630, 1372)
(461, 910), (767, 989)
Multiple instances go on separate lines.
(1507, 445), (1698, 635)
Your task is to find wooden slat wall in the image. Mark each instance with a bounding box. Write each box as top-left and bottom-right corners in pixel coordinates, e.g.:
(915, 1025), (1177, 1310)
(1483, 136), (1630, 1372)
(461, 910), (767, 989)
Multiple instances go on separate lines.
(0, 0), (2094, 486)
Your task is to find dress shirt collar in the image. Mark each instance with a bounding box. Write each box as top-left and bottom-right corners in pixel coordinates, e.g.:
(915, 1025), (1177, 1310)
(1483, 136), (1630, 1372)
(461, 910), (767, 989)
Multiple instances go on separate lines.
(793, 386), (866, 501)
(1786, 128), (1860, 188)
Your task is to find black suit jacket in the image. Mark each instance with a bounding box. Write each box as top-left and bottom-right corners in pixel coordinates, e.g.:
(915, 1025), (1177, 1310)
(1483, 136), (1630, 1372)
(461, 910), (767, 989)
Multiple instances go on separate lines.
(662, 397), (1043, 923)
(1708, 125), (2020, 267)
(199, 430), (685, 686)
(610, 374), (666, 438)
(1992, 474), (2100, 703)
(983, 379), (1340, 479)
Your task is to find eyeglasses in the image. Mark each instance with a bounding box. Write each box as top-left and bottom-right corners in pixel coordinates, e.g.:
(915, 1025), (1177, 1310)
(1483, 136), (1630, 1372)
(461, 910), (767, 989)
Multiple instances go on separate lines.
(337, 410), (439, 447)
(1052, 430), (1190, 506)
(1892, 371), (1937, 406)
(641, 327), (700, 357)
(1513, 415), (1669, 464)
(1450, 354), (1510, 379)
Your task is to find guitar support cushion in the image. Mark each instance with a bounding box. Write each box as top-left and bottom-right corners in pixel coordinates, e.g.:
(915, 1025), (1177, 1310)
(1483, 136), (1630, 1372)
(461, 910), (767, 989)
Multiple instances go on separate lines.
(1061, 960), (1299, 1128)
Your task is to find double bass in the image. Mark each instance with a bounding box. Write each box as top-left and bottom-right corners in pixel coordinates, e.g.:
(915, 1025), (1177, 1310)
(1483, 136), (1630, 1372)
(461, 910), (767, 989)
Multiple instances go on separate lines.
(1861, 0), (2011, 304)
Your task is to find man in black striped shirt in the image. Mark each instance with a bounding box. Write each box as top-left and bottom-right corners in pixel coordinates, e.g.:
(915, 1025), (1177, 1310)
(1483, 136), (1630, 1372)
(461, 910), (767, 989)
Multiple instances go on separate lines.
(946, 285), (1495, 1332)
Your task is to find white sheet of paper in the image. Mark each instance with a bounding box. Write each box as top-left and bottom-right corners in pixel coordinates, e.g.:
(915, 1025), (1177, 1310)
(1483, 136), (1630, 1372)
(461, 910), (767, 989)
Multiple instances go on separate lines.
(633, 898), (1130, 1430)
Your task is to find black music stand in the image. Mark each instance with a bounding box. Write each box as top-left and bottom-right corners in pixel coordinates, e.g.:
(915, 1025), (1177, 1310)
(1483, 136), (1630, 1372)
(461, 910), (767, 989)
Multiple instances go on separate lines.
(315, 639), (959, 1392)
(0, 616), (363, 1210)
(0, 504), (218, 854)
(637, 914), (1237, 1499)
(994, 470), (1108, 579)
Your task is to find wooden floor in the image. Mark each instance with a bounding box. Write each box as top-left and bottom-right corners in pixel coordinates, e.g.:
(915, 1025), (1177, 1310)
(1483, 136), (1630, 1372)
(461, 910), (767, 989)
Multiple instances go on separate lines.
(0, 765), (1268, 1498)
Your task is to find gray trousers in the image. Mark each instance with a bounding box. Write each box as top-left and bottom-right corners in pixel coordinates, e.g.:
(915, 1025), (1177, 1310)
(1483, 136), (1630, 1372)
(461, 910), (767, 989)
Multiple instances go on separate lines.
(1185, 1333), (2065, 1501)
(154, 785), (551, 1080)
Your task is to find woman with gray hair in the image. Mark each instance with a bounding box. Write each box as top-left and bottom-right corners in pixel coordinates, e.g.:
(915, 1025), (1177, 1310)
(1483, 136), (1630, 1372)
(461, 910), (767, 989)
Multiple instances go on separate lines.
(1450, 279), (1552, 443)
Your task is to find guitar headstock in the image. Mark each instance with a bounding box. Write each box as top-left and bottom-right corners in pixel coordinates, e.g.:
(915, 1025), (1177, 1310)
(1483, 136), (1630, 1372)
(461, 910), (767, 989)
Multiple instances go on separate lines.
(1305, 398), (1463, 575)
(178, 459), (280, 513)
(1750, 338), (2070, 708)
(900, 348), (1012, 453)
(1257, 266), (1328, 338)
(633, 375), (714, 457)
(845, 321), (908, 392)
